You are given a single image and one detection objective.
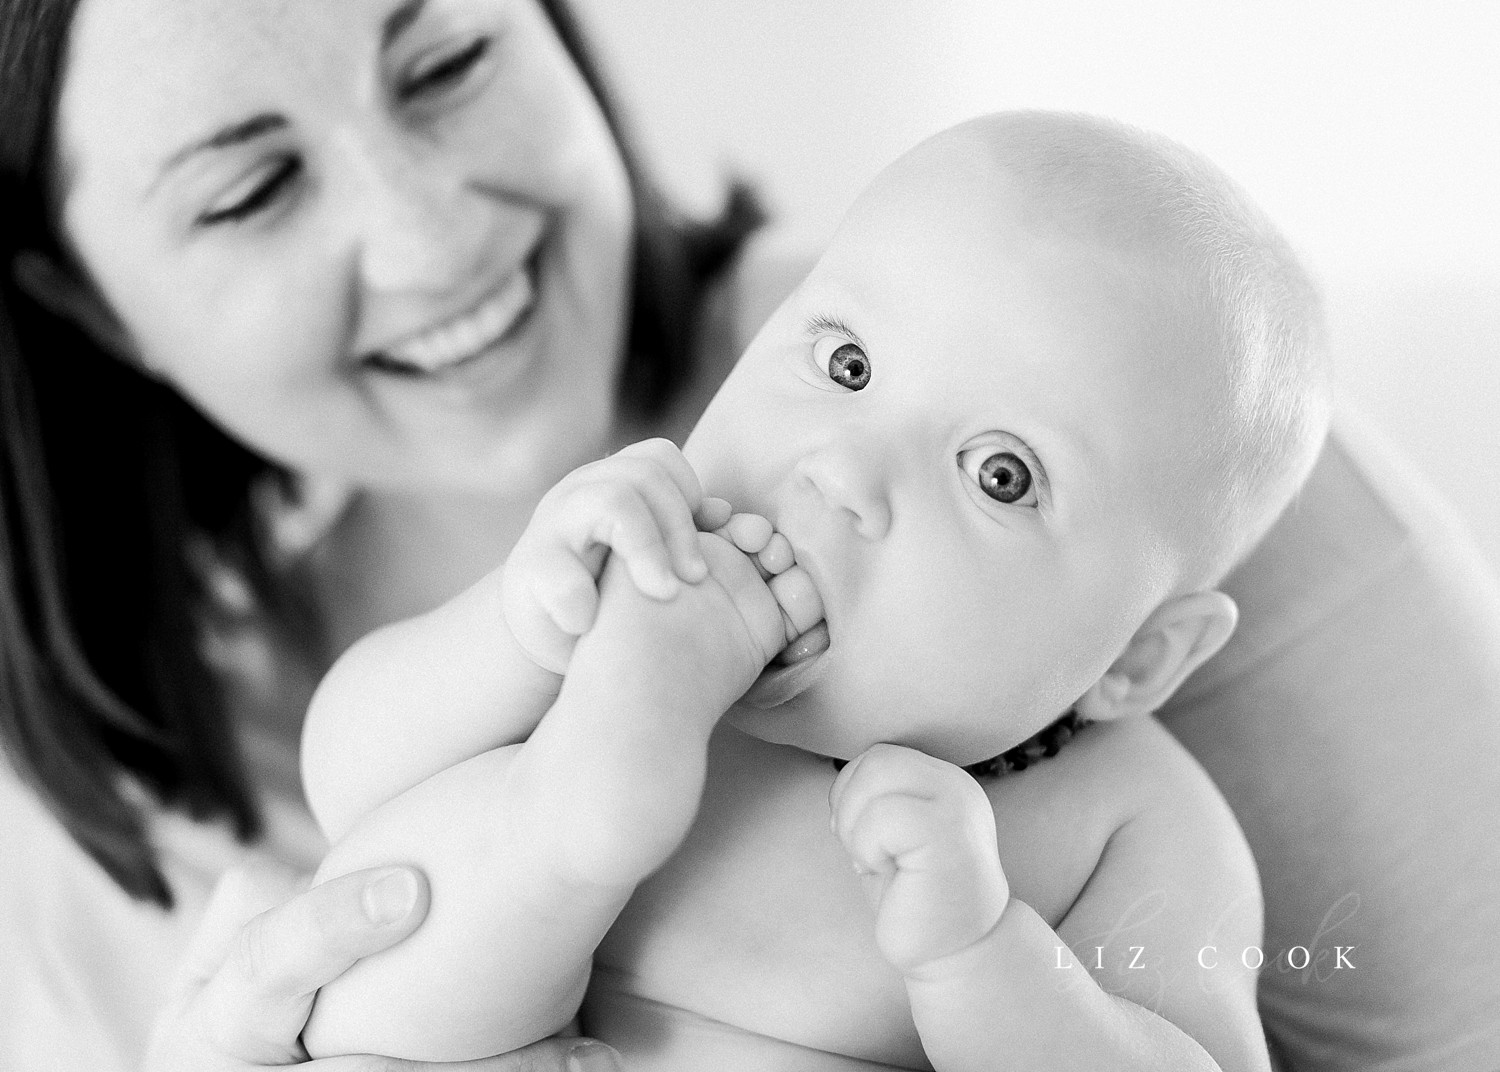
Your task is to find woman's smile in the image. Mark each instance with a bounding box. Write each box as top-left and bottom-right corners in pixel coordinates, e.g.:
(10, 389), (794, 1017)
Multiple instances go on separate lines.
(369, 257), (539, 376)
(55, 0), (633, 491)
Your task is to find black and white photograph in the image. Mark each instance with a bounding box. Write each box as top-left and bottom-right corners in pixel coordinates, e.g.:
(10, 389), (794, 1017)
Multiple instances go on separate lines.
(2, 1), (1497, 1070)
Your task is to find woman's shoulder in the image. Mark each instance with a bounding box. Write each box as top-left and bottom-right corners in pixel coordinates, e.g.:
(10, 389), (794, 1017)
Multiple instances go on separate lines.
(1159, 406), (1500, 1070)
(655, 228), (819, 444)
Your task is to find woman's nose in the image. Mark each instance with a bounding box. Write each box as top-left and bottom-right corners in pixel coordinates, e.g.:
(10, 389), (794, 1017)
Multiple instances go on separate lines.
(337, 130), (494, 294)
(793, 440), (893, 541)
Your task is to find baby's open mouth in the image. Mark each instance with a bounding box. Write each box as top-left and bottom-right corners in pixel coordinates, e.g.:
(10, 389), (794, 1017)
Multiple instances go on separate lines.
(730, 520), (830, 706)
(743, 620), (830, 709)
(774, 620), (829, 667)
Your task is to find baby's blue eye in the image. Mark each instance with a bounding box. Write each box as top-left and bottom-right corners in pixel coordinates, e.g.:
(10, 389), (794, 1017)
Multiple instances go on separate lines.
(976, 451), (1033, 505)
(826, 342), (870, 391)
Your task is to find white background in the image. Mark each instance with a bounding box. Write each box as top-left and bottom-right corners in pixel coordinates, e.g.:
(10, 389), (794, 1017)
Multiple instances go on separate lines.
(576, 0), (1500, 570)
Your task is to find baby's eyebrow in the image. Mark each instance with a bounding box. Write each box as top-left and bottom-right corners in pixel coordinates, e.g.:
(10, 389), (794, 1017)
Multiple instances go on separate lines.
(803, 314), (867, 350)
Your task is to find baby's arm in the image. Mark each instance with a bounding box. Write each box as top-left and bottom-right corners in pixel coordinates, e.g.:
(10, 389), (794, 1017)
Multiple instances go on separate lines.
(301, 438), (724, 841)
(831, 722), (1268, 1072)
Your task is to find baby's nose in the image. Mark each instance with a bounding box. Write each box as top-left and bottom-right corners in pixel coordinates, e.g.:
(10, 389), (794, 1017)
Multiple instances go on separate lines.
(792, 445), (892, 541)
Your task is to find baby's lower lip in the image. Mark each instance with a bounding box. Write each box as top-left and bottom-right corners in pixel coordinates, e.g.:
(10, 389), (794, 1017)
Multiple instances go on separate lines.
(742, 623), (830, 709)
(774, 621), (828, 666)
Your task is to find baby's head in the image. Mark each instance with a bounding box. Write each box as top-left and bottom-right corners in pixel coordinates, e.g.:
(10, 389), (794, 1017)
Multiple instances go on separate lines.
(685, 111), (1329, 764)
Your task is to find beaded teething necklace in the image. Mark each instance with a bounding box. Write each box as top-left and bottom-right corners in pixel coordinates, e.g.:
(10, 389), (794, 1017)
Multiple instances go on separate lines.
(831, 709), (1091, 780)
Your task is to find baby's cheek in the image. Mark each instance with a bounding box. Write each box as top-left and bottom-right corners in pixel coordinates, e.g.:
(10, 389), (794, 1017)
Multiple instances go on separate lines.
(769, 566), (824, 641)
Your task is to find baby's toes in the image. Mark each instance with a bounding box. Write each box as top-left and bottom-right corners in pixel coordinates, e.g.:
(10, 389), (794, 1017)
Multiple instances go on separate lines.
(696, 531), (785, 662)
(717, 512), (774, 555)
(769, 565), (824, 644)
(757, 533), (795, 576)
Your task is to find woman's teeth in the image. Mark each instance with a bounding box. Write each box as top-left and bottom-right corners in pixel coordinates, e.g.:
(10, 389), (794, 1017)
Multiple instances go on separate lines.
(378, 270), (535, 374)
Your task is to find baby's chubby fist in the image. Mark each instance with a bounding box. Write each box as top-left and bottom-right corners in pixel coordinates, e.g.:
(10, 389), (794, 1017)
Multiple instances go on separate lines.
(830, 745), (1011, 974)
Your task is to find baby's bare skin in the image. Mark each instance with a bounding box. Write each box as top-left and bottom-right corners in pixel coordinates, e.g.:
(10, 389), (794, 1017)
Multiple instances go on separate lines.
(592, 715), (1236, 1070)
(302, 109), (1304, 1071)
(303, 490), (827, 1059)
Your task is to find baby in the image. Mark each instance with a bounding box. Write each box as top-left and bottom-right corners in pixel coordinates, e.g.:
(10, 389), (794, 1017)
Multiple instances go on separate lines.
(298, 111), (1328, 1071)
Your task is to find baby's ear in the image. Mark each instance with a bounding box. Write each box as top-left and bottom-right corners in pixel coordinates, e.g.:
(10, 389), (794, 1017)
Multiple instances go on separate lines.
(1075, 591), (1238, 722)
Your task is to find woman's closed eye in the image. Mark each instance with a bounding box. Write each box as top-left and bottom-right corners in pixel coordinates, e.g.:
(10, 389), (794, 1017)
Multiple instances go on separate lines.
(958, 445), (1040, 508)
(398, 37), (492, 101)
(197, 156), (301, 226)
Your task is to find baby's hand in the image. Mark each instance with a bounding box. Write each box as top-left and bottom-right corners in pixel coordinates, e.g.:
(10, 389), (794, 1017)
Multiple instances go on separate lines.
(501, 439), (732, 674)
(581, 527), (793, 718)
(830, 745), (1011, 974)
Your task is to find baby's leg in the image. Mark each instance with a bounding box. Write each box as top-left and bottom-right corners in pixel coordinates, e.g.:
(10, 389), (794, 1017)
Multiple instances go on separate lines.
(305, 529), (811, 1063)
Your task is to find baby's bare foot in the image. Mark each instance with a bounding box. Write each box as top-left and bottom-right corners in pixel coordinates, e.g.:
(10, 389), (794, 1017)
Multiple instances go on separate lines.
(713, 513), (825, 649)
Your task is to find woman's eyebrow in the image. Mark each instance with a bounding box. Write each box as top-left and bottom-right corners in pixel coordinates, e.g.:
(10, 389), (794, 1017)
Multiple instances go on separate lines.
(382, 0), (429, 49)
(152, 114), (286, 193)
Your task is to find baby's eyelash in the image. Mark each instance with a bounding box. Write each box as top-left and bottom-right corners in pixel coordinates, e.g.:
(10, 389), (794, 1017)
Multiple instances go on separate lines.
(803, 314), (866, 350)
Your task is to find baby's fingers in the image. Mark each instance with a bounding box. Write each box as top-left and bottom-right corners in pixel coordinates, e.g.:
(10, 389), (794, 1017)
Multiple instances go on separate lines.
(833, 751), (930, 867)
(590, 487), (692, 600)
(695, 496), (733, 533)
(607, 439), (710, 585)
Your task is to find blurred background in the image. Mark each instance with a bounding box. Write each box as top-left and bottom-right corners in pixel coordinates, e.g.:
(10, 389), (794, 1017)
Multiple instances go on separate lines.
(575, 0), (1500, 571)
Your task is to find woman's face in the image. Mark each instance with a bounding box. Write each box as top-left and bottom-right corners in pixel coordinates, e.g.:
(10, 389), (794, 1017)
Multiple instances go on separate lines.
(55, 0), (633, 494)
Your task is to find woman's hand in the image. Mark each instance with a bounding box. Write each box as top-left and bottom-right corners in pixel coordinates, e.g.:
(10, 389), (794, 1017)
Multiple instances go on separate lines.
(143, 862), (623, 1072)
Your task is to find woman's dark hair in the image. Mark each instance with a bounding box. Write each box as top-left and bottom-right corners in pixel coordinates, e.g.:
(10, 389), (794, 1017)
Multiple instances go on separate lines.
(0, 0), (763, 906)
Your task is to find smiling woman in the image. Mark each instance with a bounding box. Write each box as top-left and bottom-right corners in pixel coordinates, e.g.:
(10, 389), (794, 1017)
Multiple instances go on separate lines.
(0, 0), (758, 1067)
(55, 0), (633, 491)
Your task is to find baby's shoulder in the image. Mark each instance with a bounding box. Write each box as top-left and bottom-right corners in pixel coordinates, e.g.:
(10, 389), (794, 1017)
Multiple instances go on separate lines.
(987, 714), (1213, 822)
(983, 717), (1253, 924)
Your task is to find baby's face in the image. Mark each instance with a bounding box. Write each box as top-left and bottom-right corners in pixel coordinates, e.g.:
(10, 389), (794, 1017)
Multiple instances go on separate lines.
(685, 135), (1218, 764)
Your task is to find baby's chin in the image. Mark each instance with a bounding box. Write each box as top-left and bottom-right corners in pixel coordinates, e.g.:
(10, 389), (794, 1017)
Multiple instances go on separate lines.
(724, 701), (858, 764)
(728, 680), (1068, 770)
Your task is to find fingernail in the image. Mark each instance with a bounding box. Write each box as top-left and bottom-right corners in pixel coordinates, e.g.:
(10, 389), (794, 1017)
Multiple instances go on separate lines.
(362, 868), (419, 925)
(568, 1041), (623, 1072)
